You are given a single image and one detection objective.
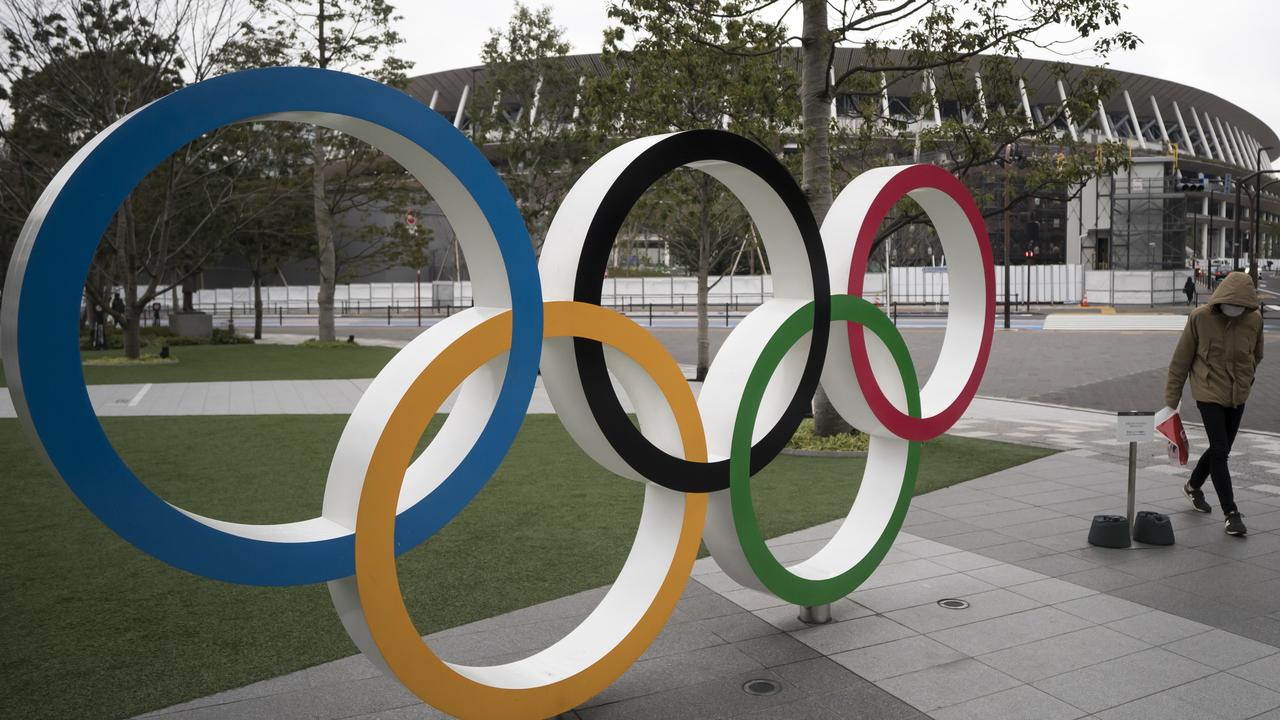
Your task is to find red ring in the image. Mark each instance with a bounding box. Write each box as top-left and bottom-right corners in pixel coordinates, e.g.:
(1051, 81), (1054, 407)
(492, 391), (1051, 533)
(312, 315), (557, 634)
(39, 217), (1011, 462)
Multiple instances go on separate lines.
(846, 165), (995, 441)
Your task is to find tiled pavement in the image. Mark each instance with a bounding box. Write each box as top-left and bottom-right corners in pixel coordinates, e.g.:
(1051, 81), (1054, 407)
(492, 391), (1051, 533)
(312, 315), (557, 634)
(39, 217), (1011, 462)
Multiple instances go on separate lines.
(137, 451), (1280, 720)
(952, 397), (1280, 490)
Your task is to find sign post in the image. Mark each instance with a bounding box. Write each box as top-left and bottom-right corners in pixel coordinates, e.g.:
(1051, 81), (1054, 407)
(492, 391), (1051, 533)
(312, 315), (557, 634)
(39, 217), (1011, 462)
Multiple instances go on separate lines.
(1116, 411), (1155, 535)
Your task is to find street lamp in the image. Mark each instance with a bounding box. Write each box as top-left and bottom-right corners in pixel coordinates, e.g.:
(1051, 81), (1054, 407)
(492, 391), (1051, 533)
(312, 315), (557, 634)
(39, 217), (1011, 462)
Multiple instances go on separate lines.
(1260, 177), (1280, 264)
(1235, 166), (1279, 279)
(997, 143), (1023, 330)
(1253, 146), (1274, 274)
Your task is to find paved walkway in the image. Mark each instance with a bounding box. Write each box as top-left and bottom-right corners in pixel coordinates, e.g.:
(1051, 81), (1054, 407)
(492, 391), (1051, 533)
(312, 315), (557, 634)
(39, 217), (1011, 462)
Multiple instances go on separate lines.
(135, 450), (1280, 720)
(5, 379), (1280, 490)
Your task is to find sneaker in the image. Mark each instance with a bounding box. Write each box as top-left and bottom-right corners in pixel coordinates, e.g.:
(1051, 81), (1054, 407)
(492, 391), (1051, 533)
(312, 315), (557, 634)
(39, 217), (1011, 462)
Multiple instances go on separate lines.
(1225, 512), (1247, 536)
(1184, 482), (1211, 513)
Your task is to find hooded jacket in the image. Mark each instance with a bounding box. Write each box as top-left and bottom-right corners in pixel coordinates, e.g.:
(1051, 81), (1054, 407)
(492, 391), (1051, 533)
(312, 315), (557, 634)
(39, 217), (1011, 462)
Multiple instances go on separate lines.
(1165, 272), (1264, 408)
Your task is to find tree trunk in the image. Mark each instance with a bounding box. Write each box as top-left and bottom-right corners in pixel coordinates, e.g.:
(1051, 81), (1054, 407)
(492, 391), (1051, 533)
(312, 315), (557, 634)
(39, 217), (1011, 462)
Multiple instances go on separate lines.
(313, 130), (337, 342)
(122, 270), (140, 360)
(118, 202), (143, 360)
(253, 272), (264, 340)
(696, 261), (710, 381)
(695, 186), (712, 381)
(800, 0), (853, 436)
(122, 304), (141, 359)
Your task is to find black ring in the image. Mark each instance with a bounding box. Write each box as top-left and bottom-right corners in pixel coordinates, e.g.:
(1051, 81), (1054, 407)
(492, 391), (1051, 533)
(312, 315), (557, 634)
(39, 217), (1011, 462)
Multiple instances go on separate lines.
(572, 130), (830, 493)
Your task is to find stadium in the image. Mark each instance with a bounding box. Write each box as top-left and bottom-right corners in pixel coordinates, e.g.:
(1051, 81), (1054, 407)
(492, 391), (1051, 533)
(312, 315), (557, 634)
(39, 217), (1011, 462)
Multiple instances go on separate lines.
(198, 49), (1280, 309)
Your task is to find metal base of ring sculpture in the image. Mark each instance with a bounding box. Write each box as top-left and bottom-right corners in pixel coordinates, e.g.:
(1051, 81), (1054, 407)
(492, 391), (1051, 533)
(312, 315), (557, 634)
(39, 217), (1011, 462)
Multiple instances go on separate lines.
(2, 68), (994, 719)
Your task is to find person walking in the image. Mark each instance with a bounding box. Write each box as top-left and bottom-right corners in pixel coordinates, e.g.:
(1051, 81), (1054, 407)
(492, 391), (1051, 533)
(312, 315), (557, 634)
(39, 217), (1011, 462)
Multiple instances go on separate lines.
(91, 304), (107, 350)
(1165, 271), (1264, 536)
(110, 292), (126, 328)
(1183, 275), (1197, 306)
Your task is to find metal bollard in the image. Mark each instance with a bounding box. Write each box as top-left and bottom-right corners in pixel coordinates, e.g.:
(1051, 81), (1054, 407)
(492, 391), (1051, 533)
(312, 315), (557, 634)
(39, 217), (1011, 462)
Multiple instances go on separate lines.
(797, 604), (831, 625)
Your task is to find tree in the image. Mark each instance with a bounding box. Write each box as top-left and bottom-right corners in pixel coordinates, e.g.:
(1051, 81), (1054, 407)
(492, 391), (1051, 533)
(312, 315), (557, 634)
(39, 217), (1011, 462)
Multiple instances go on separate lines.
(0, 0), (251, 358)
(614, 0), (1138, 433)
(471, 2), (590, 254)
(215, 121), (314, 339)
(239, 0), (412, 342)
(594, 0), (798, 380)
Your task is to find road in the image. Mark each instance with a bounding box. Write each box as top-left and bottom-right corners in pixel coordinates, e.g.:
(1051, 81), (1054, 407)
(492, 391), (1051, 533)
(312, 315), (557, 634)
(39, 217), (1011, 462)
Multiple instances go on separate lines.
(253, 310), (1280, 435)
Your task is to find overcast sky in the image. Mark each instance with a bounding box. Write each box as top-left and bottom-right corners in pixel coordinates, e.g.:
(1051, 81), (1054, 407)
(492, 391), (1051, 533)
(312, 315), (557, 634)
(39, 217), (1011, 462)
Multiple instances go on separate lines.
(398, 1), (1280, 168)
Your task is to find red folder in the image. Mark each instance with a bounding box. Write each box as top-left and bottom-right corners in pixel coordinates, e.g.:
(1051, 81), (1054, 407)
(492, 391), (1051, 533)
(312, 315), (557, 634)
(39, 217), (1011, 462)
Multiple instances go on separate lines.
(1154, 406), (1189, 466)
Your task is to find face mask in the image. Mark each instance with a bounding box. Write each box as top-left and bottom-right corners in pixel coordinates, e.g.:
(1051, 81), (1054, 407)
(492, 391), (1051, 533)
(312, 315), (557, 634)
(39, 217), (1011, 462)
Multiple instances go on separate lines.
(1221, 304), (1246, 317)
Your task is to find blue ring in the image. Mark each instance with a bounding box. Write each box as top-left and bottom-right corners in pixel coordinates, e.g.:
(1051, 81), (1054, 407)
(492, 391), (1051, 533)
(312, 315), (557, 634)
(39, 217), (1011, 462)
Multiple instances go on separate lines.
(3, 68), (541, 586)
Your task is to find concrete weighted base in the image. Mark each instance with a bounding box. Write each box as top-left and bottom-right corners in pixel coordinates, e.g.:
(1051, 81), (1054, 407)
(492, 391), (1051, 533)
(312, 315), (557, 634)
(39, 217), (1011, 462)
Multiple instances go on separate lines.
(1133, 510), (1175, 546)
(1088, 514), (1132, 549)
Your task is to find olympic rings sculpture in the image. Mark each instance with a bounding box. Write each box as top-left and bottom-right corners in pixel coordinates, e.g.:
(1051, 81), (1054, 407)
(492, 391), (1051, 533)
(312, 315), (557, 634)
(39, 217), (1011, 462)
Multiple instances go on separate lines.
(1, 68), (994, 719)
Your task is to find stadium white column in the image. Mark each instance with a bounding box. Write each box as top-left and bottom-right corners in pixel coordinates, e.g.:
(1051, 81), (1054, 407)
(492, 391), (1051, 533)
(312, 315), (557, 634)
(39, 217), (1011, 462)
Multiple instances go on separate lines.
(1219, 192), (1229, 257)
(529, 76), (543, 127)
(428, 89), (439, 111)
(1231, 126), (1254, 167)
(1172, 101), (1196, 157)
(1054, 79), (1078, 141)
(830, 68), (838, 119)
(1224, 122), (1246, 167)
(881, 72), (891, 125)
(974, 73), (987, 122)
(928, 70), (942, 125)
(1236, 128), (1254, 163)
(571, 76), (585, 121)
(1018, 78), (1033, 124)
(453, 83), (471, 129)
(1148, 95), (1170, 148)
(1202, 196), (1211, 260)
(1097, 97), (1114, 141)
(1211, 116), (1237, 165)
(1198, 109), (1225, 162)
(1123, 90), (1146, 148)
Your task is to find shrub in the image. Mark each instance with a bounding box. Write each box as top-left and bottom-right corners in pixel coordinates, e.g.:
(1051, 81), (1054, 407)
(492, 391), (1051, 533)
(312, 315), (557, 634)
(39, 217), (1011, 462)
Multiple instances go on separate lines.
(300, 338), (361, 349)
(82, 354), (178, 367)
(786, 419), (869, 453)
(211, 328), (253, 345)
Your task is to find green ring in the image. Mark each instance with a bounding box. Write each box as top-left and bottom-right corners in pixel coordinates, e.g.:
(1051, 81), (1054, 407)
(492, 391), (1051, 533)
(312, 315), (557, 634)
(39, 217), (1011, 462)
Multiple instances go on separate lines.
(729, 294), (921, 606)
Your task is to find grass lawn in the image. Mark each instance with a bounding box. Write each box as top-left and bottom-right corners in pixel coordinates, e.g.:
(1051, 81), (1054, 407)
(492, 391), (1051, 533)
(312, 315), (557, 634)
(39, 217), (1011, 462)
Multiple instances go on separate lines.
(0, 343), (398, 387)
(0, 415), (1053, 719)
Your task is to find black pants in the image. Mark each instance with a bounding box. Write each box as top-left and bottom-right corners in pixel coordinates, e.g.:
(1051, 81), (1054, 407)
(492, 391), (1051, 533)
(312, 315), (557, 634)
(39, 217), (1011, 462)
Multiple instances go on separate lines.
(1189, 401), (1244, 514)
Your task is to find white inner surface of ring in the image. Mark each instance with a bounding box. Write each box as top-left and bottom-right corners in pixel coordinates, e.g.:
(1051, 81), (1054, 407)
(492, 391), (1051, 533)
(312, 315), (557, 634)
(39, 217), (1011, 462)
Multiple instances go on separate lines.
(782, 350), (910, 582)
(819, 166), (985, 436)
(329, 347), (697, 690)
(539, 133), (816, 481)
(179, 111), (512, 545)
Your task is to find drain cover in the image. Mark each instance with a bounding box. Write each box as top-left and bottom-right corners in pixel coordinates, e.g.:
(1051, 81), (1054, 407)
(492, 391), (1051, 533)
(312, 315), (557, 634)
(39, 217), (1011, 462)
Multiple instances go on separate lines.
(742, 679), (781, 696)
(938, 598), (970, 610)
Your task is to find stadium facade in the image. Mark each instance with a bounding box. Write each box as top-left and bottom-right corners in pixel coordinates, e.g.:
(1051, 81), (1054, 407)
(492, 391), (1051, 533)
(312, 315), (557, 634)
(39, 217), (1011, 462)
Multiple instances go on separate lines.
(199, 50), (1279, 307)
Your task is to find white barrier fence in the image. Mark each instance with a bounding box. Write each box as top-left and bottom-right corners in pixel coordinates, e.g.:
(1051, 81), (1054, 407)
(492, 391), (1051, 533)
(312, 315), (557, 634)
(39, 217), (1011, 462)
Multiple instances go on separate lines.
(184, 265), (1195, 313)
(867, 264), (1084, 306)
(1082, 269), (1193, 306)
(191, 276), (780, 313)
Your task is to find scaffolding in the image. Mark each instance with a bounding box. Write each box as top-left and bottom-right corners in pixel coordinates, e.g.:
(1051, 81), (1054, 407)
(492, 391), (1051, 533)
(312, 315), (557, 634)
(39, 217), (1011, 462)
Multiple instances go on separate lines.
(1081, 170), (1188, 270)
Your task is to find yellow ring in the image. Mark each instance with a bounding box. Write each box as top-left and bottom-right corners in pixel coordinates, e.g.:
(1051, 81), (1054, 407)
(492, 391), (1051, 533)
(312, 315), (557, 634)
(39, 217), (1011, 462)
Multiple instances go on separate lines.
(354, 300), (707, 719)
